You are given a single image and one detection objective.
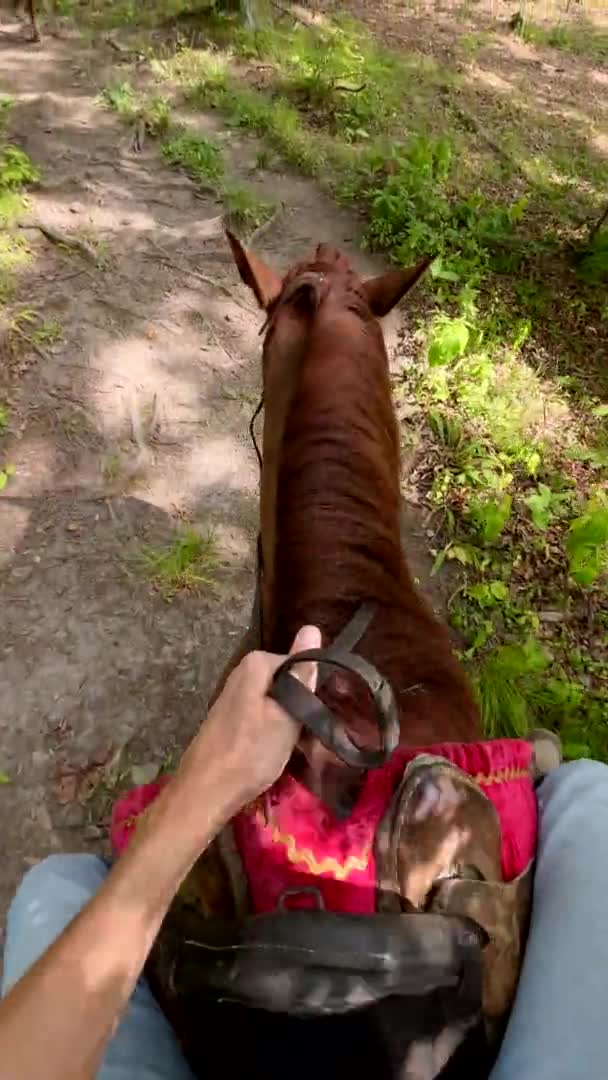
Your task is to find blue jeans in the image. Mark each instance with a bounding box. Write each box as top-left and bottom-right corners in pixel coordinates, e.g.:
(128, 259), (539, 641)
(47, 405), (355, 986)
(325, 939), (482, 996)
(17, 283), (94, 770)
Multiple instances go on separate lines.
(3, 760), (608, 1078)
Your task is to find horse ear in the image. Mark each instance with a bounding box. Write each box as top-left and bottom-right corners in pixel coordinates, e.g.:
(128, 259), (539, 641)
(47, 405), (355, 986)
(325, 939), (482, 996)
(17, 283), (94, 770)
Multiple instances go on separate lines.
(362, 256), (434, 318)
(226, 230), (283, 310)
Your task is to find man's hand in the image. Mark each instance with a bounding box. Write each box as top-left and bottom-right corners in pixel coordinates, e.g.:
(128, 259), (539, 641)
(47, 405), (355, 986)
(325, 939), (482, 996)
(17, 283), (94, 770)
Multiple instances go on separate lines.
(177, 625), (322, 813)
(0, 626), (323, 1080)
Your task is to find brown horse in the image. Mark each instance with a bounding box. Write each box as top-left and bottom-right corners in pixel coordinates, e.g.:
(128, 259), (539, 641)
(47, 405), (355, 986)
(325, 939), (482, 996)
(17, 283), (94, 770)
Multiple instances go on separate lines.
(223, 231), (482, 815)
(148, 236), (539, 1080)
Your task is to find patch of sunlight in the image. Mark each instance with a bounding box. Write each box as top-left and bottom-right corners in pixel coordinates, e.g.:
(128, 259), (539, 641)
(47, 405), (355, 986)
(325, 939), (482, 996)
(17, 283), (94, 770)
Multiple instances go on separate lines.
(152, 48), (229, 90)
(180, 437), (257, 497)
(2, 435), (58, 496)
(521, 154), (577, 189)
(91, 337), (203, 438)
(212, 520), (253, 563)
(34, 193), (160, 235)
(143, 436), (258, 512)
(492, 33), (540, 63)
(425, 347), (576, 463)
(464, 66), (515, 95)
(0, 502), (31, 567)
(590, 130), (608, 156)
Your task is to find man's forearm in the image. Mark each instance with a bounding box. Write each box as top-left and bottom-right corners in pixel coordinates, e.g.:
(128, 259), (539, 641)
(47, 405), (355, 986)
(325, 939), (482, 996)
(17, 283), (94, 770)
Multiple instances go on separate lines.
(0, 742), (234, 1080)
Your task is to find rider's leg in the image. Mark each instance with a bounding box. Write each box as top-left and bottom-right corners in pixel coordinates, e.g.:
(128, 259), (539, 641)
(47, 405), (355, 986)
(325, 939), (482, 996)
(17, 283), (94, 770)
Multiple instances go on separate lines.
(2, 853), (194, 1080)
(491, 759), (608, 1079)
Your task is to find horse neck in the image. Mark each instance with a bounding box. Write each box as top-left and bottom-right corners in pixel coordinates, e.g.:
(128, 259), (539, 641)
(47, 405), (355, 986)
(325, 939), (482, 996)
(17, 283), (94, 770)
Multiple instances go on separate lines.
(269, 322), (408, 652)
(266, 318), (482, 745)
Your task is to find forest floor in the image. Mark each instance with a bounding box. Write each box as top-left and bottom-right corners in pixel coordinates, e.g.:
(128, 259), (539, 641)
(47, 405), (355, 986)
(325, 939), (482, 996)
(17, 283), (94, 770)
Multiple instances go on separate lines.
(0, 0), (606, 931)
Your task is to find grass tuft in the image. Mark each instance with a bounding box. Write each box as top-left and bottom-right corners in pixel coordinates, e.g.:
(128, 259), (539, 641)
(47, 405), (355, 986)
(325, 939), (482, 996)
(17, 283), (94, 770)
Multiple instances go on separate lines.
(141, 528), (220, 597)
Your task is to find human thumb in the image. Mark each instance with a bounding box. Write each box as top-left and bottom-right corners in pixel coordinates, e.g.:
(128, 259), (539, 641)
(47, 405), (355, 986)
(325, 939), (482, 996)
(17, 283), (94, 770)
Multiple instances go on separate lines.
(288, 624), (322, 693)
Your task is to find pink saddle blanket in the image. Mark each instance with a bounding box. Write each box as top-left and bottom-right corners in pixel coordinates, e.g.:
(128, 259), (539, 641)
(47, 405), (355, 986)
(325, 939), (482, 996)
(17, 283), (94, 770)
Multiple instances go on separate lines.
(111, 738), (537, 917)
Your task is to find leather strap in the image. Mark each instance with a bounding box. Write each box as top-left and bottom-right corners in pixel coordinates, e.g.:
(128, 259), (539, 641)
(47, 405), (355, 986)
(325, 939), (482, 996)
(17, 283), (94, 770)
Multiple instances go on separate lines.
(173, 906), (483, 1020)
(269, 610), (400, 768)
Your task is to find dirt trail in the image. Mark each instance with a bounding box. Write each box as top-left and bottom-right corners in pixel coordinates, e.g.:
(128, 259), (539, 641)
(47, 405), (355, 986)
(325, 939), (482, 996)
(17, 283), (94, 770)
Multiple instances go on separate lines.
(0, 22), (441, 931)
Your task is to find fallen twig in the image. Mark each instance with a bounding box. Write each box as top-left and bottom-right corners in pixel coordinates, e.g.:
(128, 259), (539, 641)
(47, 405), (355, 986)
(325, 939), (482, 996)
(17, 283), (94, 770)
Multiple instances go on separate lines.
(249, 204), (283, 246)
(24, 221), (100, 262)
(130, 118), (146, 154)
(145, 240), (235, 300)
(333, 80), (366, 93)
(10, 326), (52, 364)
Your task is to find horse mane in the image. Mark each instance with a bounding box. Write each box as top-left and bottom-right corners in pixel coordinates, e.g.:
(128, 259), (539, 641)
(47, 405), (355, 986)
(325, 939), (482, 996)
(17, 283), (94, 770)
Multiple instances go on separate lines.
(269, 246), (480, 746)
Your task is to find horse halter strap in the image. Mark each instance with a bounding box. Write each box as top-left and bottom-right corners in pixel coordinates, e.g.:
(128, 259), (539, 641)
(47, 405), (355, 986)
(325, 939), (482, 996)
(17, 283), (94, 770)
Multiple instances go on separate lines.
(269, 602), (401, 770)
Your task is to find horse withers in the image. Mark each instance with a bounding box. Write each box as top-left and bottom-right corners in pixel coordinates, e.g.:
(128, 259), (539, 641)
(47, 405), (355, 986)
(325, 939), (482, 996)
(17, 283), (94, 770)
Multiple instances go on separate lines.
(128, 234), (541, 1078)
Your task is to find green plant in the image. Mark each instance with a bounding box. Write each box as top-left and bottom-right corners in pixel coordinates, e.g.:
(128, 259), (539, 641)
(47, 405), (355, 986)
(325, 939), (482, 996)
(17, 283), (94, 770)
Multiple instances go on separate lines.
(473, 637), (550, 738)
(103, 452), (123, 482)
(0, 234), (32, 299)
(467, 579), (509, 608)
(32, 319), (62, 345)
(468, 493), (512, 545)
(141, 528), (219, 597)
(99, 81), (139, 120)
(0, 462), (15, 491)
(524, 483), (569, 531)
(223, 183), (273, 231)
(428, 315), (470, 366)
(576, 229), (608, 286)
(0, 95), (13, 133)
(161, 131), (225, 185)
(100, 84), (171, 134)
(567, 507), (608, 587)
(0, 145), (39, 189)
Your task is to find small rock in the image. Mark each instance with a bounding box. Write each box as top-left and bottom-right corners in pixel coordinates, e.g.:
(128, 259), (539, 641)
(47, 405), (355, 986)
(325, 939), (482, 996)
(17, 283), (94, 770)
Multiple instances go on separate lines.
(11, 565), (32, 581)
(83, 824), (103, 841)
(131, 762), (160, 786)
(63, 803), (86, 828)
(539, 610), (566, 624)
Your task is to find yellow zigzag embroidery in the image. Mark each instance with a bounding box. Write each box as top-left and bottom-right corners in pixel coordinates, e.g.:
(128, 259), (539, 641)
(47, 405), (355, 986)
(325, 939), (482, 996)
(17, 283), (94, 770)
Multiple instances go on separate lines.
(474, 767), (529, 787)
(256, 810), (370, 881)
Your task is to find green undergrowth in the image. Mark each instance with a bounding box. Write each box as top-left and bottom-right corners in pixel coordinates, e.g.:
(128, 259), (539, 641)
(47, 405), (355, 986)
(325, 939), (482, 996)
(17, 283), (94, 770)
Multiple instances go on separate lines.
(0, 96), (39, 302)
(93, 4), (608, 753)
(515, 17), (608, 59)
(100, 81), (273, 231)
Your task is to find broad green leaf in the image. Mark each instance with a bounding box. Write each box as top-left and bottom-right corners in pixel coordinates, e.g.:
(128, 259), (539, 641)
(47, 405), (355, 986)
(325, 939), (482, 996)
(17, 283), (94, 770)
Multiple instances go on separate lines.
(0, 771), (9, 784)
(431, 547), (447, 576)
(490, 580), (508, 600)
(592, 404), (608, 418)
(568, 509), (608, 550)
(428, 318), (470, 367)
(0, 472), (7, 491)
(563, 742), (591, 760)
(472, 493), (512, 544)
(524, 484), (553, 530)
